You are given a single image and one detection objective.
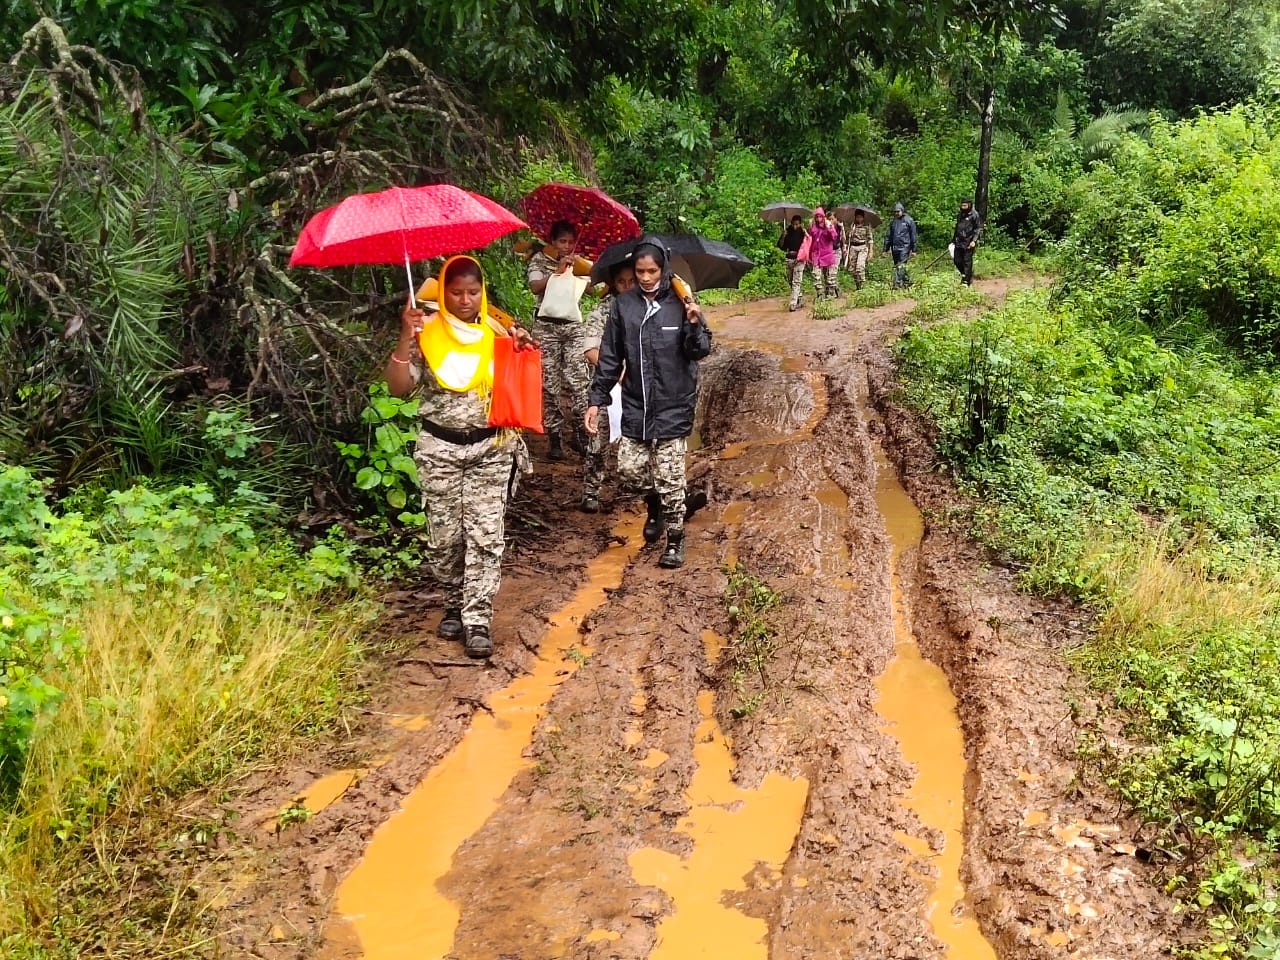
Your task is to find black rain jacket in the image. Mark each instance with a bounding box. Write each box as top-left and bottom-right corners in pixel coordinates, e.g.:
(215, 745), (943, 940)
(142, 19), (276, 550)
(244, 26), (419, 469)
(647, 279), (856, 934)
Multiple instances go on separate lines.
(588, 237), (713, 441)
(953, 208), (982, 246)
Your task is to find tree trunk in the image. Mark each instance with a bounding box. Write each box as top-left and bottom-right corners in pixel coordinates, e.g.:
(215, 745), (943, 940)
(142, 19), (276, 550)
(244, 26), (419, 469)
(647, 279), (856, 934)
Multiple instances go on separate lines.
(975, 82), (996, 224)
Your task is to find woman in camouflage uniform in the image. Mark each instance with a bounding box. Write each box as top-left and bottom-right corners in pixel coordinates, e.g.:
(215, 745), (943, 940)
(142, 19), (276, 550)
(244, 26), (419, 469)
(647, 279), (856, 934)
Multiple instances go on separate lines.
(385, 256), (534, 659)
(575, 263), (636, 513)
(526, 219), (582, 461)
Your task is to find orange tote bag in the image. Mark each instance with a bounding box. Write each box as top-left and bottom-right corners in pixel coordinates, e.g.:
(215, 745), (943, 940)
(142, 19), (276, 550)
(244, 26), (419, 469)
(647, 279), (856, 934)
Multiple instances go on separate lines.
(488, 336), (544, 432)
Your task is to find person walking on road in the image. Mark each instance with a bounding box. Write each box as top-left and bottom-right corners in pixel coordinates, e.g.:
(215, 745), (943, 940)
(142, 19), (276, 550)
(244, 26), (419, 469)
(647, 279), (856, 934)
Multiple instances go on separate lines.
(778, 214), (807, 312)
(952, 198), (982, 286)
(385, 256), (535, 660)
(575, 262), (636, 513)
(884, 202), (918, 289)
(527, 218), (584, 461)
(846, 209), (874, 289)
(808, 207), (840, 299)
(585, 237), (712, 569)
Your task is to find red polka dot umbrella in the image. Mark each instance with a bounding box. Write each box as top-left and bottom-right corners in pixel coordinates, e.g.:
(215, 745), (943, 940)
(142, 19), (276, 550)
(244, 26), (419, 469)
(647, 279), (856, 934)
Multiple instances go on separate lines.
(519, 183), (641, 260)
(288, 184), (526, 299)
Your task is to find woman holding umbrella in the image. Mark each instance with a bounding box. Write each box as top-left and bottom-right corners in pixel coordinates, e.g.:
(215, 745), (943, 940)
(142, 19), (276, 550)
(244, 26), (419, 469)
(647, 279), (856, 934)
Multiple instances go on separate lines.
(385, 255), (534, 660)
(584, 237), (712, 569)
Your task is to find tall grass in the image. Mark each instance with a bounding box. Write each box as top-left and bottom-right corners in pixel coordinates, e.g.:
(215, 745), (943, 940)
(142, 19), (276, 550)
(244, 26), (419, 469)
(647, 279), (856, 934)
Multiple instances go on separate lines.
(0, 472), (374, 956)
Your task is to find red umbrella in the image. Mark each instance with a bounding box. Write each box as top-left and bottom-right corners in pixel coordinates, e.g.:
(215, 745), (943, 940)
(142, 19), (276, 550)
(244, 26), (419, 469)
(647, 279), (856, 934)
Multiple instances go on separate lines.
(289, 184), (526, 301)
(519, 183), (640, 260)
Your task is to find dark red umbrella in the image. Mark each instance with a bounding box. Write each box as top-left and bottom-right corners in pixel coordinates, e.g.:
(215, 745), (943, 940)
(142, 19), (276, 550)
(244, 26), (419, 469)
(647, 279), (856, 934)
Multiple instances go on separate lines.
(519, 183), (640, 260)
(289, 184), (526, 300)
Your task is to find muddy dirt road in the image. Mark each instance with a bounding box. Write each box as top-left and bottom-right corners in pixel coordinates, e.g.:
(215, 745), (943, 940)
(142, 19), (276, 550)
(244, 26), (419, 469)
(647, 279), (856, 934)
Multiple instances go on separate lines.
(216, 284), (1191, 959)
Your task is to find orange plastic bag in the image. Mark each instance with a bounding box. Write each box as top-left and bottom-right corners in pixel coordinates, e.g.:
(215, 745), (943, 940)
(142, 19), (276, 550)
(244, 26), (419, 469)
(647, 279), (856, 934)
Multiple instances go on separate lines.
(489, 336), (544, 432)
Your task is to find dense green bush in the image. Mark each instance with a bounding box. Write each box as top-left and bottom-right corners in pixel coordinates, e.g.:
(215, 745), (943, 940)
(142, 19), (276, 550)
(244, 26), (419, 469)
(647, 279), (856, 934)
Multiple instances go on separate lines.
(897, 289), (1280, 957)
(1056, 105), (1280, 354)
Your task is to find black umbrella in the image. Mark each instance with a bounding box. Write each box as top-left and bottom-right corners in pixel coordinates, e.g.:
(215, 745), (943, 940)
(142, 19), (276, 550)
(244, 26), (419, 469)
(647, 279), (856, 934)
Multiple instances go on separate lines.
(759, 201), (812, 223)
(590, 234), (754, 292)
(833, 203), (882, 228)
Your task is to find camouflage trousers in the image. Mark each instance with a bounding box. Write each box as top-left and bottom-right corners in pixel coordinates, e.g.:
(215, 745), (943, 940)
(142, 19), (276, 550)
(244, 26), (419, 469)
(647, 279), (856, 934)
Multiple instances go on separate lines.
(815, 264), (839, 298)
(616, 436), (687, 532)
(848, 245), (870, 286)
(567, 352), (609, 496)
(786, 258), (805, 309)
(534, 319), (581, 438)
(415, 432), (520, 628)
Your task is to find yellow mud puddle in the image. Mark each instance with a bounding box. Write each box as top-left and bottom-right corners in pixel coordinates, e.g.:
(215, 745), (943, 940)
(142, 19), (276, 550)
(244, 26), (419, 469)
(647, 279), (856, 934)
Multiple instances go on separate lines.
(870, 440), (998, 960)
(389, 713), (431, 732)
(327, 514), (645, 960)
(629, 690), (809, 959)
(701, 628), (726, 665)
(585, 928), (622, 943)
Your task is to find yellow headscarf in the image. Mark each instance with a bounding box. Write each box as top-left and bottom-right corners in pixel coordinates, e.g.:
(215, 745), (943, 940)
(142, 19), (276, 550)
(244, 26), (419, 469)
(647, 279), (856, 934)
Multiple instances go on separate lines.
(417, 256), (496, 394)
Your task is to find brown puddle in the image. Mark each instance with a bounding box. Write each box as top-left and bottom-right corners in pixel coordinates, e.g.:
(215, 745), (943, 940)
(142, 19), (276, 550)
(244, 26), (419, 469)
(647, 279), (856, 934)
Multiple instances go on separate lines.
(326, 514), (646, 960)
(628, 690), (809, 959)
(870, 436), (999, 960)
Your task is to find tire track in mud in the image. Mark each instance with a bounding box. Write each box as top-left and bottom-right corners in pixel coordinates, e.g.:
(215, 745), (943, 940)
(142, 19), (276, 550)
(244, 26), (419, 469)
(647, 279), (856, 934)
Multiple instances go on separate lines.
(218, 282), (1189, 960)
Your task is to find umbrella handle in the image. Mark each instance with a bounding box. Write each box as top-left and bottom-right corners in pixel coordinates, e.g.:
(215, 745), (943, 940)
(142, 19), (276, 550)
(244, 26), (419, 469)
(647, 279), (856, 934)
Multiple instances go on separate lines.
(404, 253), (416, 309)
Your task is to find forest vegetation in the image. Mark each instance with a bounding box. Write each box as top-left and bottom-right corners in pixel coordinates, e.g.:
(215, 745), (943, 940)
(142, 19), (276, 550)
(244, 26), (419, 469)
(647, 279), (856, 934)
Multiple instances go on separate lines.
(2, 0), (1280, 956)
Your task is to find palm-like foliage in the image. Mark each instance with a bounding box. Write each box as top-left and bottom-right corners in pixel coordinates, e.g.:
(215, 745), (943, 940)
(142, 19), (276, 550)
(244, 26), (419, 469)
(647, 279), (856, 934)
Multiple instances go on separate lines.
(1079, 109), (1151, 165)
(0, 61), (229, 477)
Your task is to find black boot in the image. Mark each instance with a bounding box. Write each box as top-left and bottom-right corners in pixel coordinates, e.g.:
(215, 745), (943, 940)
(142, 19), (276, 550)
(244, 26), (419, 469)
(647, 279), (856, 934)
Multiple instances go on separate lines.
(580, 493), (601, 513)
(658, 530), (686, 569)
(437, 607), (463, 640)
(684, 488), (708, 520)
(569, 428), (586, 455)
(548, 434), (564, 461)
(464, 624), (493, 660)
(643, 492), (666, 544)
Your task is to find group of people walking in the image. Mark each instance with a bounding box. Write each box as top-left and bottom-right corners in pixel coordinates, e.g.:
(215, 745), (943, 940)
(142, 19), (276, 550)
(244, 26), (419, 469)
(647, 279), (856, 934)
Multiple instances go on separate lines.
(381, 197), (983, 661)
(780, 199), (983, 309)
(384, 228), (711, 660)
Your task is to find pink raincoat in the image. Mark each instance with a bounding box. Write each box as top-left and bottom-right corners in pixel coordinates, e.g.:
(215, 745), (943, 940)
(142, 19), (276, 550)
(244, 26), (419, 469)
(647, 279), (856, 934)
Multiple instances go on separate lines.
(807, 209), (840, 268)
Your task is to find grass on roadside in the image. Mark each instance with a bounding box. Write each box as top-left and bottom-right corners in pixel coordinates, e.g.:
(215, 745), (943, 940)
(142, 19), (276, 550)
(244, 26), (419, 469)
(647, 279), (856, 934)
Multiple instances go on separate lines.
(0, 469), (375, 958)
(895, 288), (1280, 958)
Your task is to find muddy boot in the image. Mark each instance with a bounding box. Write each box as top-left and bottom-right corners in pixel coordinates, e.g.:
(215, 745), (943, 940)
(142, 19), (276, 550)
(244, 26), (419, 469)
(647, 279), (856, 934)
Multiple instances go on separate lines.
(464, 624), (493, 660)
(548, 434), (564, 461)
(570, 428), (586, 455)
(658, 530), (685, 569)
(643, 492), (666, 544)
(437, 607), (463, 640)
(580, 493), (600, 513)
(684, 488), (708, 520)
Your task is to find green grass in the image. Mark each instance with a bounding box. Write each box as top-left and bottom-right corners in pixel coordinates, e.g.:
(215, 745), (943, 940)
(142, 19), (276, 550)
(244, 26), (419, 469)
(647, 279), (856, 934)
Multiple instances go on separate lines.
(896, 288), (1280, 958)
(0, 470), (375, 957)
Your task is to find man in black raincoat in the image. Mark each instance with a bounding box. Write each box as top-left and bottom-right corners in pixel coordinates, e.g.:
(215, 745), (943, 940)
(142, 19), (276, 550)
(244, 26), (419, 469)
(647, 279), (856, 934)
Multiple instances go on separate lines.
(584, 236), (712, 569)
(883, 202), (918, 289)
(952, 199), (982, 286)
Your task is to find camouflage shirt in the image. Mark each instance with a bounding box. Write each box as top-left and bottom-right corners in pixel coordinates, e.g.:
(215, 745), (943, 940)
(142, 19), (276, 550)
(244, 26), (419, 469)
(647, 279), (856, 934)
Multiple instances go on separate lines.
(526, 250), (559, 311)
(579, 295), (611, 354)
(848, 223), (873, 247)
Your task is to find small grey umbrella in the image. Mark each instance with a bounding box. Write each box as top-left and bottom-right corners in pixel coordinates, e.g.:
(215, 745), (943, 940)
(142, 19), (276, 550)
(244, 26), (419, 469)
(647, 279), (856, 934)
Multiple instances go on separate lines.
(759, 201), (812, 223)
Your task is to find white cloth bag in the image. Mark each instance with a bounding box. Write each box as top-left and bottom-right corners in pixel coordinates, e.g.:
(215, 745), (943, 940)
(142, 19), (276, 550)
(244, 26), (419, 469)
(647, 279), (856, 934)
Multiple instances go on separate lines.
(538, 271), (589, 322)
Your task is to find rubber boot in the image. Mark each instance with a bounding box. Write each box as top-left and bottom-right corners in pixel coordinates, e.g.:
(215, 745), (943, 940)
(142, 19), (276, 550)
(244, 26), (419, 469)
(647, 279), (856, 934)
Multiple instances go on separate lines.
(464, 624), (493, 660)
(548, 433), (564, 461)
(643, 492), (665, 544)
(658, 530), (686, 569)
(437, 608), (463, 640)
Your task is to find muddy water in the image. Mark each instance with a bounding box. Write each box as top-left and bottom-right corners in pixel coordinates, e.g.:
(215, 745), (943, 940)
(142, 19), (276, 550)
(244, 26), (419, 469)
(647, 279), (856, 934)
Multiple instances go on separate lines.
(870, 437), (999, 960)
(328, 515), (645, 960)
(628, 689), (809, 959)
